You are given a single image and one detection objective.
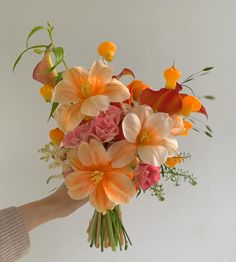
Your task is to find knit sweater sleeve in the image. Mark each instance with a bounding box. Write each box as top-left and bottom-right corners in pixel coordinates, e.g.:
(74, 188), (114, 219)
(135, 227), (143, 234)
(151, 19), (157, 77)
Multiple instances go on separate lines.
(0, 207), (30, 262)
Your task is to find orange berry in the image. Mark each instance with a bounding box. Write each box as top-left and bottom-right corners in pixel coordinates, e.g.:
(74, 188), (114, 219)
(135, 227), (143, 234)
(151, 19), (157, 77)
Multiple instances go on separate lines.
(128, 80), (150, 101)
(49, 128), (65, 145)
(182, 121), (193, 136)
(164, 66), (181, 89)
(39, 84), (53, 102)
(181, 95), (201, 116)
(165, 156), (183, 167)
(97, 41), (117, 62)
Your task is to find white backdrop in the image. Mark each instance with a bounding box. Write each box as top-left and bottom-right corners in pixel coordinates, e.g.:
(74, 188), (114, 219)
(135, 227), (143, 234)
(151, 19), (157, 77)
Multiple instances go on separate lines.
(0, 0), (235, 261)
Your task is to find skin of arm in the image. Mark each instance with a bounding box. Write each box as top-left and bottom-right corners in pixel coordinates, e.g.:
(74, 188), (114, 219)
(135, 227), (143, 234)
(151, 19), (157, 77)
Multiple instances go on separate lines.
(17, 184), (88, 232)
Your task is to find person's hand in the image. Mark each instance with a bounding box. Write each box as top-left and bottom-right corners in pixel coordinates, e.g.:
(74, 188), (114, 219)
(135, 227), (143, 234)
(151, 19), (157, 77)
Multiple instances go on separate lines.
(18, 184), (88, 232)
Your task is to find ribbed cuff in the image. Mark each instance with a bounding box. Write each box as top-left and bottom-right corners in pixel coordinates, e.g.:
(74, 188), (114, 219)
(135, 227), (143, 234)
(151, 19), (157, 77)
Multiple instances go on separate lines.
(0, 207), (30, 262)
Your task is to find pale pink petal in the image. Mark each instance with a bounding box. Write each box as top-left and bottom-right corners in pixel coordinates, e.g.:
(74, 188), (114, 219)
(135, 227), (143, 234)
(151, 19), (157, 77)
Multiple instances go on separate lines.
(103, 172), (135, 204)
(89, 60), (113, 86)
(132, 105), (153, 124)
(65, 172), (95, 200)
(54, 104), (84, 132)
(108, 140), (137, 168)
(137, 145), (169, 166)
(122, 113), (142, 143)
(81, 97), (100, 116)
(159, 136), (178, 157)
(89, 95), (110, 112)
(143, 112), (172, 139)
(89, 183), (115, 212)
(105, 79), (130, 102)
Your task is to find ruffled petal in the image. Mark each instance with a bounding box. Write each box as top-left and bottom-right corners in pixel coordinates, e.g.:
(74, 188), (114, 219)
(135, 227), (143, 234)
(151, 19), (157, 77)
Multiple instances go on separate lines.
(105, 79), (130, 102)
(67, 149), (85, 171)
(137, 145), (169, 166)
(54, 104), (84, 132)
(122, 113), (142, 143)
(103, 172), (135, 204)
(65, 171), (95, 200)
(108, 140), (137, 168)
(89, 60), (113, 86)
(89, 183), (115, 212)
(143, 112), (173, 139)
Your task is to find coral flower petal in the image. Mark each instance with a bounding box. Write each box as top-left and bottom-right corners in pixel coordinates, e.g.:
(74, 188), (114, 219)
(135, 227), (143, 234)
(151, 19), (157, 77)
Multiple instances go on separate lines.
(103, 172), (136, 204)
(81, 95), (110, 116)
(78, 140), (109, 168)
(54, 103), (84, 132)
(89, 183), (115, 213)
(122, 113), (142, 143)
(108, 140), (137, 168)
(68, 149), (85, 171)
(65, 172), (95, 200)
(89, 60), (113, 86)
(53, 67), (89, 104)
(138, 145), (169, 166)
(105, 79), (130, 102)
(159, 136), (178, 157)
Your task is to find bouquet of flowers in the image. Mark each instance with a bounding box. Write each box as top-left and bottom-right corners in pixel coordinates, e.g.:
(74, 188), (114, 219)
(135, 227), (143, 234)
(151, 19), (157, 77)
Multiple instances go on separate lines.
(14, 22), (214, 252)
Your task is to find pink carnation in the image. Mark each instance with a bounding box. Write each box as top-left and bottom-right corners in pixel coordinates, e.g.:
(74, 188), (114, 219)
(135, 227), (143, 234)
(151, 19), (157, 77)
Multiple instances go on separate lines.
(90, 105), (121, 143)
(135, 163), (161, 191)
(63, 122), (90, 147)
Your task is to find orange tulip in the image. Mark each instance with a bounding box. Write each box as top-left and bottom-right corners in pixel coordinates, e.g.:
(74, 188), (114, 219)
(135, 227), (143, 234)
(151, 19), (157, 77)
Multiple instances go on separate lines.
(49, 128), (65, 145)
(97, 41), (117, 62)
(65, 139), (136, 213)
(181, 95), (202, 116)
(128, 80), (150, 101)
(182, 121), (193, 136)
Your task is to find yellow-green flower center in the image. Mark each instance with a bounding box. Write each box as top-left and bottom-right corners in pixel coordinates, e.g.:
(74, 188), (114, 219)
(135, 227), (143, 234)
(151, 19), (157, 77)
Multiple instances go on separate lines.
(91, 170), (104, 183)
(81, 80), (92, 98)
(138, 131), (150, 144)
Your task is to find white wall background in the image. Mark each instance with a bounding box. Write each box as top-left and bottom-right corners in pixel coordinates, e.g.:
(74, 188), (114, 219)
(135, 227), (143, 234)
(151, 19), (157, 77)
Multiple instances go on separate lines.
(0, 0), (235, 261)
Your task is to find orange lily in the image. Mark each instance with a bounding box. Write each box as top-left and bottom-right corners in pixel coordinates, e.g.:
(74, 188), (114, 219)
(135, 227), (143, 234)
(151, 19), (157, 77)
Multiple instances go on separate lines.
(52, 60), (130, 132)
(65, 139), (136, 213)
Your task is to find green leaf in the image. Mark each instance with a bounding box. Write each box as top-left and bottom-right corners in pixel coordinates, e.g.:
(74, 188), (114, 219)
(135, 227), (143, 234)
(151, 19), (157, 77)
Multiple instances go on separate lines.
(205, 131), (213, 137)
(34, 48), (44, 54)
(182, 78), (194, 84)
(202, 66), (214, 71)
(204, 95), (215, 100)
(205, 125), (213, 133)
(13, 45), (48, 72)
(26, 26), (45, 48)
(192, 127), (200, 133)
(48, 102), (59, 122)
(49, 47), (64, 71)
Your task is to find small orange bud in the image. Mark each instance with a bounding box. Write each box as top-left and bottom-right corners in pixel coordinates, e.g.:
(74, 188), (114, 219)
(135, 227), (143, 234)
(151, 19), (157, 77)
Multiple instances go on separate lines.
(164, 66), (181, 89)
(49, 128), (65, 145)
(165, 156), (183, 167)
(97, 41), (117, 62)
(182, 121), (193, 136)
(128, 80), (150, 101)
(181, 96), (201, 116)
(40, 84), (53, 102)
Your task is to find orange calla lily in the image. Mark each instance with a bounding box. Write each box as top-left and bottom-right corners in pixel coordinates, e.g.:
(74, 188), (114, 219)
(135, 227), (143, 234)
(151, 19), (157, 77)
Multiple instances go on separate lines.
(33, 48), (58, 87)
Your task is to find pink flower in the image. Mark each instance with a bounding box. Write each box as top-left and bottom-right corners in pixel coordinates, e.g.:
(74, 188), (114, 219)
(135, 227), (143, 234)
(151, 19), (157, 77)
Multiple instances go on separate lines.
(63, 122), (91, 147)
(135, 163), (161, 191)
(90, 106), (121, 143)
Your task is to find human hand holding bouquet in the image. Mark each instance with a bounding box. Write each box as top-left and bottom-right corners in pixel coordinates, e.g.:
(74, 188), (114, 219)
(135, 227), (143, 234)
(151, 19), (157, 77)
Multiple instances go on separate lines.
(14, 22), (214, 252)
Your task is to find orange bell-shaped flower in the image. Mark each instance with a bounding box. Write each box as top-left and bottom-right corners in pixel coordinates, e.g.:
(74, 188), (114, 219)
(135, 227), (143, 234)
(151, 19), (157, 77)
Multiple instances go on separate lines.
(164, 65), (181, 89)
(97, 41), (117, 62)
